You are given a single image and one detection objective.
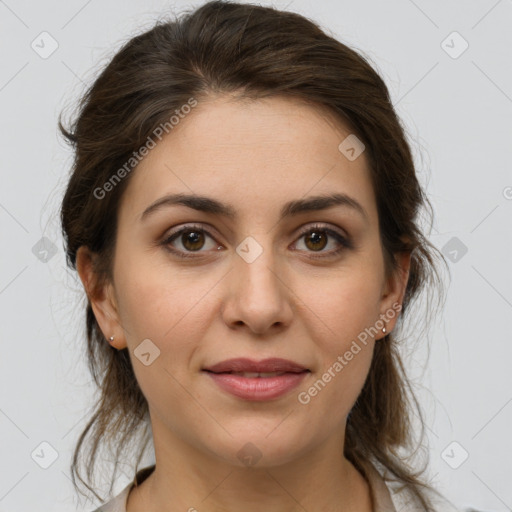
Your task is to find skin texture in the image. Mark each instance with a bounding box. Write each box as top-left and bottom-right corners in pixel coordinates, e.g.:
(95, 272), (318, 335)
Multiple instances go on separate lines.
(77, 94), (410, 512)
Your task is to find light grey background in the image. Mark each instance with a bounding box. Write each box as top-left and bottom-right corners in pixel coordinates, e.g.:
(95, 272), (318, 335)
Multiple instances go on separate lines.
(1, 0), (511, 511)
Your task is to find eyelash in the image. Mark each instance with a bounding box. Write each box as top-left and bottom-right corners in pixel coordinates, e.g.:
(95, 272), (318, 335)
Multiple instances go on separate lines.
(160, 223), (352, 260)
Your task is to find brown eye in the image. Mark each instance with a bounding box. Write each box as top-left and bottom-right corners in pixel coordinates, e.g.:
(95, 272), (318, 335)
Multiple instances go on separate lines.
(303, 230), (328, 251)
(162, 224), (219, 258)
(161, 223), (351, 260)
(293, 224), (351, 258)
(180, 230), (206, 251)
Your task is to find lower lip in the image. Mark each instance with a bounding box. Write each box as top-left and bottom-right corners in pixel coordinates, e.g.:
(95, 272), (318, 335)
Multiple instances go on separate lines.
(204, 371), (309, 401)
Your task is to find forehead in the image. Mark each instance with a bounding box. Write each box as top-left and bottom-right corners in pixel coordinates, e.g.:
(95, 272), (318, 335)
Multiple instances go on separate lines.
(118, 95), (377, 225)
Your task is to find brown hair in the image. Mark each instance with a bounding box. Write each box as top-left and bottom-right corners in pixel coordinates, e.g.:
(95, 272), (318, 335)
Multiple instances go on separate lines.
(60, 1), (446, 508)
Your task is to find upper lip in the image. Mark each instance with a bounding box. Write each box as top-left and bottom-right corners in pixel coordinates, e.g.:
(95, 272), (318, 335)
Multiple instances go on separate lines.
(203, 358), (309, 373)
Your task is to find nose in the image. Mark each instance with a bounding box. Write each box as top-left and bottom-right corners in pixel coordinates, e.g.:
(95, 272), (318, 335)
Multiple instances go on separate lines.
(221, 239), (294, 336)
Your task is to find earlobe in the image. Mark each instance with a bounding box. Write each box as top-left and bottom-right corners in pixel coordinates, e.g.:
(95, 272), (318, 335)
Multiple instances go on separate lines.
(75, 246), (126, 350)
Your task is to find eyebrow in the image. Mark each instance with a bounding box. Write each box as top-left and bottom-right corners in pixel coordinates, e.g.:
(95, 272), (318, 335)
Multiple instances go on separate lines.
(140, 192), (369, 223)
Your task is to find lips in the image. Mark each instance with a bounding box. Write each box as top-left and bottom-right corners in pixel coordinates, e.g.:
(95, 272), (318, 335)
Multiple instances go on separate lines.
(203, 357), (309, 374)
(202, 358), (310, 401)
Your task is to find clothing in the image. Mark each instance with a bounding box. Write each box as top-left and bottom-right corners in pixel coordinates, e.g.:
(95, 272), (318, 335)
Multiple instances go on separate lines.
(91, 462), (462, 512)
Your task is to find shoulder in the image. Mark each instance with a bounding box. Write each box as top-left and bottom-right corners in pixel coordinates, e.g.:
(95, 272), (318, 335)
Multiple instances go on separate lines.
(89, 465), (156, 512)
(387, 479), (461, 512)
(89, 482), (132, 512)
(366, 461), (463, 512)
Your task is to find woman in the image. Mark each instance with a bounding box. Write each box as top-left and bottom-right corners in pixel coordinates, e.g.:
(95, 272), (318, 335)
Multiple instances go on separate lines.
(60, 1), (461, 510)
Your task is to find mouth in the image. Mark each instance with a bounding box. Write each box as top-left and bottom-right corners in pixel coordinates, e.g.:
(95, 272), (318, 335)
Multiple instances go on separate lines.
(202, 358), (310, 401)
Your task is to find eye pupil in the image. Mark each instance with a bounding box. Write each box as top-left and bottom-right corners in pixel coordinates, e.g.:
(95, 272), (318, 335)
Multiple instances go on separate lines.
(183, 230), (204, 251)
(305, 231), (327, 251)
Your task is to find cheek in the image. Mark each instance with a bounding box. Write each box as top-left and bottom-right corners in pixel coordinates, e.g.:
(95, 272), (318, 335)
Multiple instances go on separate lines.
(113, 266), (217, 410)
(299, 295), (376, 424)
(295, 268), (381, 404)
(114, 255), (220, 373)
(299, 267), (383, 340)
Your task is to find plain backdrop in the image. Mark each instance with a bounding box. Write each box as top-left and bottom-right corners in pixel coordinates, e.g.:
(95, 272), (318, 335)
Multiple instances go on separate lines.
(0, 0), (511, 511)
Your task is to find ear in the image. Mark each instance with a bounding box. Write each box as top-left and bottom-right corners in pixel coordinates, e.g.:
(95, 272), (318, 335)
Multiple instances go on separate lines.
(378, 251), (411, 338)
(75, 246), (127, 350)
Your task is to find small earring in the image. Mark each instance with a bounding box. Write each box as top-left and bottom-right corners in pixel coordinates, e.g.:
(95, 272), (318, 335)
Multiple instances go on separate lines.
(382, 327), (386, 334)
(109, 336), (115, 342)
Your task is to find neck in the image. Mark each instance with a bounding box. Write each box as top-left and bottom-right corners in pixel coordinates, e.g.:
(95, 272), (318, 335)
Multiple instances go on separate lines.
(127, 426), (373, 512)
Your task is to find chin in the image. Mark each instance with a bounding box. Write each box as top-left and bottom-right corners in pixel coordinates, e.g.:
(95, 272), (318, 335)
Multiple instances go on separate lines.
(204, 428), (310, 469)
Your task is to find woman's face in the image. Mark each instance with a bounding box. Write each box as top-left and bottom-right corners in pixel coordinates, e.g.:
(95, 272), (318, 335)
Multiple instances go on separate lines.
(83, 95), (409, 468)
